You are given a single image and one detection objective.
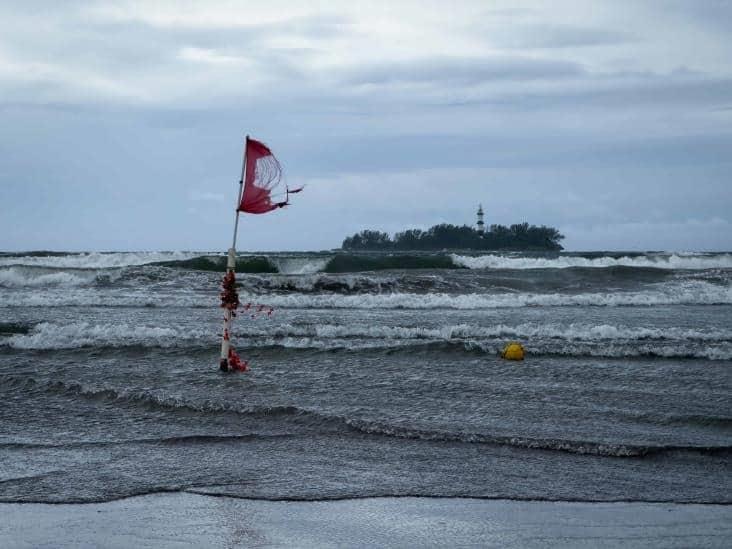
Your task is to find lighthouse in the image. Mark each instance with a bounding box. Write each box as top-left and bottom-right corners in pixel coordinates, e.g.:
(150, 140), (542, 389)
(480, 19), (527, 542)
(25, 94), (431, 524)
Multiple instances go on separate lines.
(476, 204), (485, 236)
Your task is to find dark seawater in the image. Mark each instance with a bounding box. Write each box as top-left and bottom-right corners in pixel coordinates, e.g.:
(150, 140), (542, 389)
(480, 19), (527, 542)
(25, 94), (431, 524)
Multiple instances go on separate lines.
(1, 251), (730, 504)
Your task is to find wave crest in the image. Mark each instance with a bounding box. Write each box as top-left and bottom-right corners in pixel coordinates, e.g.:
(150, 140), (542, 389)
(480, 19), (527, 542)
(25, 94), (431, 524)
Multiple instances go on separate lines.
(4, 322), (211, 350)
(5, 320), (731, 359)
(5, 375), (728, 458)
(451, 253), (732, 270)
(0, 251), (201, 269)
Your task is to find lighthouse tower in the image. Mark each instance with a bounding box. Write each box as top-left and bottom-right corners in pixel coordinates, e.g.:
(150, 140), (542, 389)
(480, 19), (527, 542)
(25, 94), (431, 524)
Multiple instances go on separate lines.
(476, 204), (485, 236)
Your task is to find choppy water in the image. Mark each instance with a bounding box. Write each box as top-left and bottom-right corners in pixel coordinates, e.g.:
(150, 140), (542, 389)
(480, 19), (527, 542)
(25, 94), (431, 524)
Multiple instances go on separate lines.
(1, 250), (730, 503)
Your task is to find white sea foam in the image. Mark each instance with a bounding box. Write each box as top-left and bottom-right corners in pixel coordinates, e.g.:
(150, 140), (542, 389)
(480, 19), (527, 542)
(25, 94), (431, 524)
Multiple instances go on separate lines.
(451, 253), (732, 270)
(233, 322), (732, 343)
(6, 322), (211, 350)
(1, 280), (731, 309)
(0, 251), (202, 269)
(0, 289), (210, 308)
(5, 251), (731, 272)
(8, 320), (731, 359)
(269, 256), (332, 275)
(0, 267), (96, 288)
(240, 282), (732, 309)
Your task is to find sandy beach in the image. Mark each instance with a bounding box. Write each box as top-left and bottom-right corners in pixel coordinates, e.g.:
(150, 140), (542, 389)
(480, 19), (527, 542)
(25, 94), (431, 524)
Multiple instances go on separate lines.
(2, 494), (730, 548)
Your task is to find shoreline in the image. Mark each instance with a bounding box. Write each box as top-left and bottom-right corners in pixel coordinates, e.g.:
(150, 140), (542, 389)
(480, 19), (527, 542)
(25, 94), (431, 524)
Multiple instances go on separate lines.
(2, 493), (730, 548)
(4, 492), (732, 506)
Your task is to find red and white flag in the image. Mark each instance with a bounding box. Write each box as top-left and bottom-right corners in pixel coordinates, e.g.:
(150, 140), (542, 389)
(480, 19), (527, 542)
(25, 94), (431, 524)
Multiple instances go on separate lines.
(238, 138), (287, 214)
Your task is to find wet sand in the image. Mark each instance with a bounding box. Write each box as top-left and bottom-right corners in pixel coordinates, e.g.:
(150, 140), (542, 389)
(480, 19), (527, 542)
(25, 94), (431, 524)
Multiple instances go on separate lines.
(2, 494), (730, 548)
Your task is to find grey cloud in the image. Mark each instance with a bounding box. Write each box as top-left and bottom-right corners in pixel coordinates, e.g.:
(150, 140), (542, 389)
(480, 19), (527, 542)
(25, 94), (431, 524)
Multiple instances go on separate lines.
(263, 14), (353, 39)
(492, 24), (635, 49)
(561, 75), (732, 110)
(0, 9), (337, 107)
(652, 0), (732, 35)
(283, 132), (732, 176)
(435, 74), (732, 114)
(85, 12), (353, 48)
(343, 56), (584, 86)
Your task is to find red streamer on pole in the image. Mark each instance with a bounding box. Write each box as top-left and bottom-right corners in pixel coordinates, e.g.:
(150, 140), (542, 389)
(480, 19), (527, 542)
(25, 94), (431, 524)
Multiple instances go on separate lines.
(220, 135), (300, 372)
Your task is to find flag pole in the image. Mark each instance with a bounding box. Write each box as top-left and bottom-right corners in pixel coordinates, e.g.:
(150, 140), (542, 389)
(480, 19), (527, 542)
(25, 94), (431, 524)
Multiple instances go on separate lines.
(220, 135), (248, 371)
(231, 135), (248, 251)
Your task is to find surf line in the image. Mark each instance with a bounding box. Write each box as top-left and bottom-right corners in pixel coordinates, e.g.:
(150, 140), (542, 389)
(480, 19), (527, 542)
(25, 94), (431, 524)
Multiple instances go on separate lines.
(219, 135), (304, 372)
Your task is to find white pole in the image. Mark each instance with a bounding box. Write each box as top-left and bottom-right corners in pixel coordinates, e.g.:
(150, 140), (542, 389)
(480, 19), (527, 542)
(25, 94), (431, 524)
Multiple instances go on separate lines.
(219, 249), (236, 370)
(232, 135), (249, 251)
(220, 136), (248, 371)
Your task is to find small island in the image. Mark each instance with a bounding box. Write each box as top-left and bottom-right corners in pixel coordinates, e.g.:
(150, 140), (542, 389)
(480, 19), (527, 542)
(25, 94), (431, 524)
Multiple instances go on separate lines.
(342, 206), (564, 251)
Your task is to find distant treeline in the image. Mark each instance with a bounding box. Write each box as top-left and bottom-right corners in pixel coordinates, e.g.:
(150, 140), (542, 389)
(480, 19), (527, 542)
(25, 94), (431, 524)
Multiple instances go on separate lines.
(342, 223), (564, 251)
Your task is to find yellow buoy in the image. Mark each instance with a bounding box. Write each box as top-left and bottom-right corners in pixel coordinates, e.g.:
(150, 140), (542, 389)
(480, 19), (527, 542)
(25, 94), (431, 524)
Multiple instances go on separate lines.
(501, 342), (525, 361)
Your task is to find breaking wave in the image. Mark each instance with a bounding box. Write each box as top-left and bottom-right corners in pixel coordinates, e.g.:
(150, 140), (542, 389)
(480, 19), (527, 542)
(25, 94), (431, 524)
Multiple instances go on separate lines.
(237, 322), (732, 343)
(155, 253), (459, 273)
(451, 253), (732, 270)
(271, 256), (331, 275)
(238, 273), (447, 294)
(4, 251), (732, 276)
(0, 290), (208, 308)
(241, 283), (732, 309)
(0, 251), (201, 269)
(5, 321), (732, 359)
(4, 322), (211, 350)
(0, 266), (101, 288)
(1, 279), (731, 308)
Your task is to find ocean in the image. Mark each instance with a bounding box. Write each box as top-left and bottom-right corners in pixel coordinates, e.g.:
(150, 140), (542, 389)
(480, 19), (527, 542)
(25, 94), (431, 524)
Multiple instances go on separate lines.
(1, 250), (730, 504)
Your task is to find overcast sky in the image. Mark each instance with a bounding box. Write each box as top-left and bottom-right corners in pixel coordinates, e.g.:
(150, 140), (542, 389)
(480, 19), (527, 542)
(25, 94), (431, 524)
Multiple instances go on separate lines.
(1, 0), (730, 251)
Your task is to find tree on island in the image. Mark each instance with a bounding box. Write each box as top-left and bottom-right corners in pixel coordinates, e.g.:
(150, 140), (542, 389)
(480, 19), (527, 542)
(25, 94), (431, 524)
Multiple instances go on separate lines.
(342, 223), (564, 251)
